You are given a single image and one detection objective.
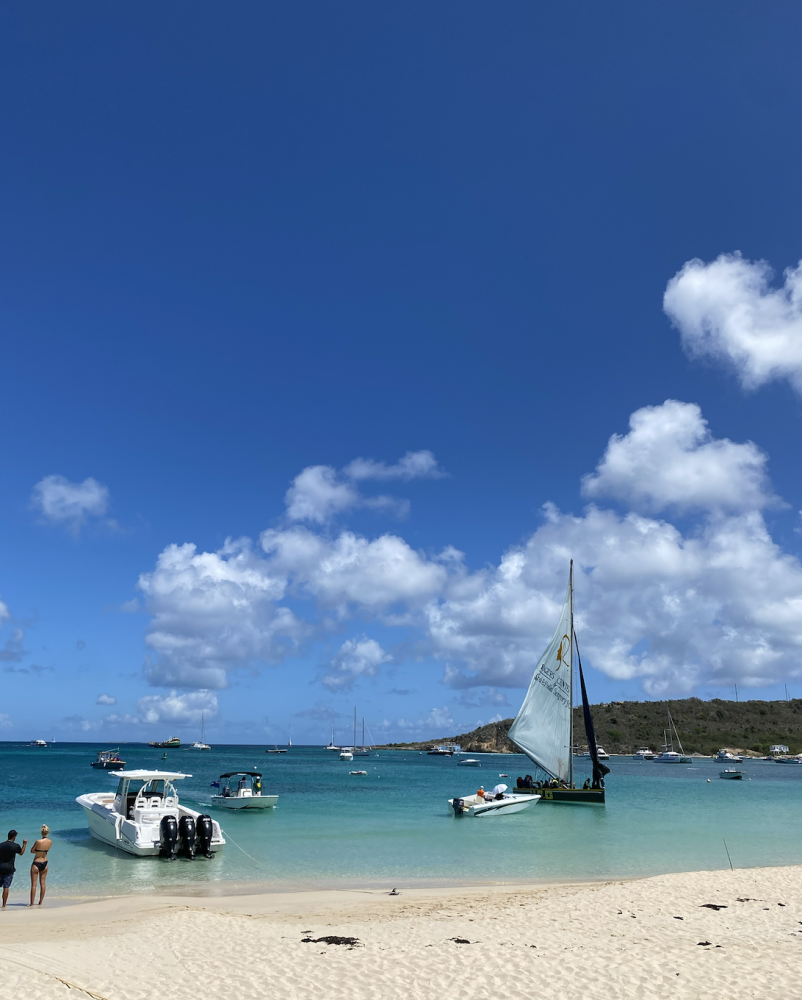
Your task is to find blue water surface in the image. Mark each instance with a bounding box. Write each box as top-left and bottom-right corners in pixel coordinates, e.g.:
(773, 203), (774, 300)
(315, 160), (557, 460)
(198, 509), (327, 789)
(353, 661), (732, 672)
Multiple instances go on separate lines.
(2, 742), (800, 897)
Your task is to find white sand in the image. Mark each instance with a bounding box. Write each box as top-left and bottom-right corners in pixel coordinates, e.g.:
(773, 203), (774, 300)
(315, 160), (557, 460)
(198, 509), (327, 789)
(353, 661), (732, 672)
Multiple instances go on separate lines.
(2, 865), (801, 999)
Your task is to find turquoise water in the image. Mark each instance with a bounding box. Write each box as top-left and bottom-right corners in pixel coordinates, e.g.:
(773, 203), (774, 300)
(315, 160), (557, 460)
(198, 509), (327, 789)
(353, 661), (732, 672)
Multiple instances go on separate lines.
(3, 742), (802, 897)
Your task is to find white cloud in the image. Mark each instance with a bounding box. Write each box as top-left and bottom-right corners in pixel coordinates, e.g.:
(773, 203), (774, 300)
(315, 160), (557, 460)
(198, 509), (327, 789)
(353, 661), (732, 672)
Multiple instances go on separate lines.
(31, 474), (111, 535)
(320, 637), (391, 691)
(395, 705), (456, 735)
(0, 714), (11, 730)
(0, 627), (26, 663)
(664, 252), (802, 394)
(582, 400), (774, 513)
(135, 690), (218, 726)
(96, 693), (116, 705)
(261, 527), (448, 613)
(137, 538), (303, 689)
(285, 450), (445, 524)
(344, 450), (445, 481)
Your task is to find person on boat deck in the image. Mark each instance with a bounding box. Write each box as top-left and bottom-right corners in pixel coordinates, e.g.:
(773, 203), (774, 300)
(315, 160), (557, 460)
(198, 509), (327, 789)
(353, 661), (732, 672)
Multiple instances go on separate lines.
(237, 777), (247, 791)
(476, 786), (486, 798)
(583, 778), (591, 790)
(1, 830), (27, 909)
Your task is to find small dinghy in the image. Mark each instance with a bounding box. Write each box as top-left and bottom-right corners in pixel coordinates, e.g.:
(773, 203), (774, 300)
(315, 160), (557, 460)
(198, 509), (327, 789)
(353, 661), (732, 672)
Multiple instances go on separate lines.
(349, 770), (367, 775)
(719, 769), (743, 779)
(457, 758), (481, 767)
(449, 783), (539, 817)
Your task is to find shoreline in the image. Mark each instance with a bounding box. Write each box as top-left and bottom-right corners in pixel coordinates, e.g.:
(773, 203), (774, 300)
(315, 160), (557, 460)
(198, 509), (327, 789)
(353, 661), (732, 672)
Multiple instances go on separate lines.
(2, 864), (801, 998)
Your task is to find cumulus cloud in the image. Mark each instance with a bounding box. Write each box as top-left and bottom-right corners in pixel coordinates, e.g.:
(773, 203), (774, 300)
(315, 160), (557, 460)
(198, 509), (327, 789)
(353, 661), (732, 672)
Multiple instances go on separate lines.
(582, 400), (774, 513)
(0, 627), (26, 663)
(320, 637), (391, 691)
(137, 538), (304, 689)
(31, 474), (111, 535)
(96, 693), (116, 705)
(344, 450), (445, 481)
(285, 450), (445, 523)
(664, 252), (802, 393)
(135, 689), (218, 725)
(132, 406), (802, 697)
(395, 705), (456, 734)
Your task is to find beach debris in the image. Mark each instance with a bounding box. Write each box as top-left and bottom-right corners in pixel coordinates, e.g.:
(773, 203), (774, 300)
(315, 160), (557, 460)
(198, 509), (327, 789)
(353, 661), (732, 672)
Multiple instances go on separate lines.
(450, 938), (471, 944)
(736, 898), (758, 902)
(700, 904), (727, 911)
(388, 888), (400, 895)
(697, 941), (712, 946)
(302, 935), (361, 949)
(778, 903), (786, 906)
(673, 916), (683, 920)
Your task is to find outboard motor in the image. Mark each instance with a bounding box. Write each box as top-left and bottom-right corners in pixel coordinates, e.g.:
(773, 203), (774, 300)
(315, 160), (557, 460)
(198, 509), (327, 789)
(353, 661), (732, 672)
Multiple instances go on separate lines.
(451, 797), (465, 816)
(196, 813), (214, 858)
(160, 814), (178, 860)
(179, 814), (196, 859)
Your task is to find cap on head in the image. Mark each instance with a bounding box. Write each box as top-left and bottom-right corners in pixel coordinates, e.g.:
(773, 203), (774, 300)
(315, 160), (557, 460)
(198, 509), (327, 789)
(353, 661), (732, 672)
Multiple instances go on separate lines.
(7, 830), (17, 839)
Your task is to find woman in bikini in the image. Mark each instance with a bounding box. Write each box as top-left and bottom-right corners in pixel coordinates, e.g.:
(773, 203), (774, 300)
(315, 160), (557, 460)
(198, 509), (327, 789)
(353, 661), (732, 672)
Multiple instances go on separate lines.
(30, 824), (51, 906)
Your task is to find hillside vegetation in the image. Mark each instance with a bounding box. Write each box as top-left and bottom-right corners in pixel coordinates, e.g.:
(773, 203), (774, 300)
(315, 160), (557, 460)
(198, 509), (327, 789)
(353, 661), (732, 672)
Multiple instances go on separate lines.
(381, 698), (802, 756)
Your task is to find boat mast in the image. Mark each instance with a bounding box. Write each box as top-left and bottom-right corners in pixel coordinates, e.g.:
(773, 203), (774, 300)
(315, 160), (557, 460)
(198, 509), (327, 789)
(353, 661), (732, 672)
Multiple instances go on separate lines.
(569, 559), (574, 789)
(362, 717), (365, 750)
(353, 706), (356, 750)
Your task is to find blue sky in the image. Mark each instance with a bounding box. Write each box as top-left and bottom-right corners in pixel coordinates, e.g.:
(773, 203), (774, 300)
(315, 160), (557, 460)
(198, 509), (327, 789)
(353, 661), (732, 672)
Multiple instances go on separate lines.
(3, 3), (802, 743)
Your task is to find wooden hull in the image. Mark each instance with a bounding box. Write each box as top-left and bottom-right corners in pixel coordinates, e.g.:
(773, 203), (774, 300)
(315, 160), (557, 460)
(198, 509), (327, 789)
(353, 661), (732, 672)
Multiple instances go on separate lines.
(514, 787), (605, 804)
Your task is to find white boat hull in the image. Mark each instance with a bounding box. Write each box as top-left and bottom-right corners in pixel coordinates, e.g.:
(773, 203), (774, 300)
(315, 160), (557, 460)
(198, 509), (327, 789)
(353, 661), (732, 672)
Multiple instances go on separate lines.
(210, 794), (278, 810)
(448, 793), (540, 817)
(77, 793), (225, 857)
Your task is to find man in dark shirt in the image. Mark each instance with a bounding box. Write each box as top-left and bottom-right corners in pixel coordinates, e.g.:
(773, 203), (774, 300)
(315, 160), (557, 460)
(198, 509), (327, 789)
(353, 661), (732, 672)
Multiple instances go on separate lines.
(0, 829), (28, 907)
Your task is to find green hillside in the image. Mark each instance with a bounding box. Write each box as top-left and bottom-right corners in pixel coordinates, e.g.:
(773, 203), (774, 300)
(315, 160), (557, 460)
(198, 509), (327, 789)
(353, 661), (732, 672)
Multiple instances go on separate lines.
(381, 698), (802, 756)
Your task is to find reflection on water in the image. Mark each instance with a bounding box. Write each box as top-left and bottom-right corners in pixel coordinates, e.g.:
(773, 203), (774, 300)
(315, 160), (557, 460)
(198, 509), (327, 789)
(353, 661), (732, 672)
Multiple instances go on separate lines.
(2, 742), (802, 897)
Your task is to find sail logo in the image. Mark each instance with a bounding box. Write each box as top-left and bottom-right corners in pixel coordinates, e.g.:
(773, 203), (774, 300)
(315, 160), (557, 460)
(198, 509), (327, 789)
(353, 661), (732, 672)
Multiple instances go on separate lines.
(555, 634), (570, 671)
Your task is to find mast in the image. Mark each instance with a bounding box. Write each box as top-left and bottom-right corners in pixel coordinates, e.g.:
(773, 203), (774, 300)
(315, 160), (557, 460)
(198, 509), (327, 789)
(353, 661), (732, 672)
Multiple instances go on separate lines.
(569, 559), (574, 788)
(353, 706), (356, 749)
(362, 717), (365, 750)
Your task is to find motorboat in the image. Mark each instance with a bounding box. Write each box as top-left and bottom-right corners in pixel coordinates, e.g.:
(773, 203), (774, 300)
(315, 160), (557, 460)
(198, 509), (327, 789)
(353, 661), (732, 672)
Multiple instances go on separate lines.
(714, 749), (743, 763)
(149, 736), (181, 748)
(190, 713), (211, 750)
(427, 743), (460, 756)
(91, 749), (126, 770)
(596, 746), (610, 760)
(265, 746), (287, 753)
(457, 758), (481, 767)
(449, 784), (539, 817)
(76, 769), (224, 858)
(349, 770), (367, 775)
(27, 739), (48, 747)
(632, 748), (655, 760)
(339, 749), (354, 760)
(719, 769), (743, 779)
(210, 772), (278, 810)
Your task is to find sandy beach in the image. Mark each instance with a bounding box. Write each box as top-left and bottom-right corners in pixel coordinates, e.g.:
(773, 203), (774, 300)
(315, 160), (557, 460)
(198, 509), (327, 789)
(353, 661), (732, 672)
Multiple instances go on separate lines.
(1, 865), (800, 1000)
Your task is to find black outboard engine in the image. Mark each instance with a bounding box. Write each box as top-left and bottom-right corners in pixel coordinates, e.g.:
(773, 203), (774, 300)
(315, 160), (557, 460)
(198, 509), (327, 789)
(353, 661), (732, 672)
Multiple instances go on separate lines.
(178, 814), (196, 859)
(160, 814), (178, 860)
(451, 797), (465, 816)
(196, 813), (214, 858)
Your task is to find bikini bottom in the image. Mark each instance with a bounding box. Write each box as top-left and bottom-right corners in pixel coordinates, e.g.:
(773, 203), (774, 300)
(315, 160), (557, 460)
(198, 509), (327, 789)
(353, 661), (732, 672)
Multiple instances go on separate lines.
(32, 861), (47, 872)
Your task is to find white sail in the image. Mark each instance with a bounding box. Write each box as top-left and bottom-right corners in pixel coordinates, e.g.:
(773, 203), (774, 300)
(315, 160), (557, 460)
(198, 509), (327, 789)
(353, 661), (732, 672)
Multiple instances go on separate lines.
(508, 573), (573, 782)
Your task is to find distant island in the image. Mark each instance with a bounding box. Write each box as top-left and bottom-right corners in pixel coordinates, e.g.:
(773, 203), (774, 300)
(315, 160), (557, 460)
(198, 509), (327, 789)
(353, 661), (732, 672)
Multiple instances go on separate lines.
(378, 697), (802, 757)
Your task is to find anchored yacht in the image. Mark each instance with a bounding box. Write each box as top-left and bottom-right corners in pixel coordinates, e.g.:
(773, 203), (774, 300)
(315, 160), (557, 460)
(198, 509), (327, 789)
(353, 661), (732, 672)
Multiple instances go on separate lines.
(76, 769), (224, 858)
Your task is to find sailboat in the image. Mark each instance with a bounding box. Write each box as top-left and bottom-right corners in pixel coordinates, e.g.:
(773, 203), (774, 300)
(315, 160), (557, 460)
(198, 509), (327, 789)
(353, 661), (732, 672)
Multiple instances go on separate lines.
(508, 561), (609, 804)
(654, 707), (692, 763)
(190, 713), (211, 750)
(352, 714), (371, 756)
(325, 725), (340, 751)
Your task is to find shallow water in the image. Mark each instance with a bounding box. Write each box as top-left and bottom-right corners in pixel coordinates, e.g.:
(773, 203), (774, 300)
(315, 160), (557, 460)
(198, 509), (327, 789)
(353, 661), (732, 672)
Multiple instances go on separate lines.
(2, 742), (801, 897)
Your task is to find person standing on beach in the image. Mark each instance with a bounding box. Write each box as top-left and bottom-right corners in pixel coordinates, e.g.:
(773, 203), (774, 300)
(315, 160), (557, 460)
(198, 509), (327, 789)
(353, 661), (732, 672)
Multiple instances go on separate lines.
(29, 825), (51, 907)
(0, 830), (28, 908)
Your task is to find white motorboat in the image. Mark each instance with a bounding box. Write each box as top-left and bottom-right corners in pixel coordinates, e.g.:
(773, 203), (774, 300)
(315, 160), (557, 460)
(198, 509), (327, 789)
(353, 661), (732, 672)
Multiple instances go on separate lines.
(27, 739), (48, 747)
(339, 749), (354, 761)
(719, 769), (743, 779)
(449, 784), (539, 817)
(265, 746), (287, 753)
(457, 758), (481, 767)
(91, 749), (126, 770)
(714, 749), (743, 763)
(190, 713), (211, 750)
(350, 770), (367, 775)
(210, 771), (278, 809)
(76, 770), (224, 858)
(632, 748), (655, 760)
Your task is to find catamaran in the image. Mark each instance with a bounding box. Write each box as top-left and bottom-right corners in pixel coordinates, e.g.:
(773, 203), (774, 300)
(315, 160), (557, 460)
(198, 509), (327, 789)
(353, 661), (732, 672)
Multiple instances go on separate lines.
(654, 708), (692, 762)
(507, 561), (609, 804)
